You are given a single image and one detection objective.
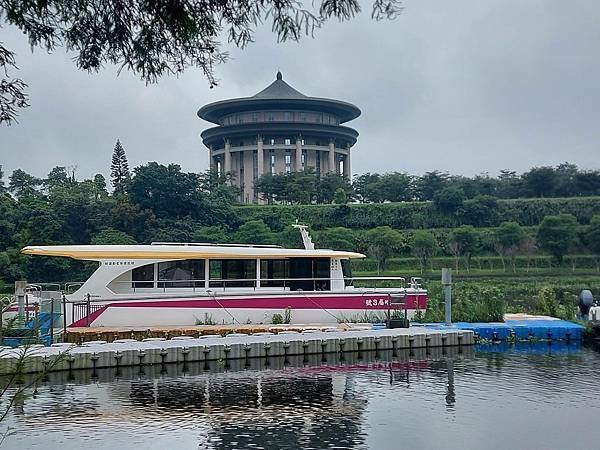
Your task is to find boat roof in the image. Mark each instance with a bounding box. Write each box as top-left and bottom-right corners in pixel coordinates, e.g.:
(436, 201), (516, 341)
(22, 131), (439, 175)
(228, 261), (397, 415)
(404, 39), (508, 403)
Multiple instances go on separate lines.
(20, 244), (366, 261)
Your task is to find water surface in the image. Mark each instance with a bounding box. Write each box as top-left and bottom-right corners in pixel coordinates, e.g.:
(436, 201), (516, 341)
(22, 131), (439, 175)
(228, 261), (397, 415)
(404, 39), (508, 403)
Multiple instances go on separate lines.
(3, 344), (598, 450)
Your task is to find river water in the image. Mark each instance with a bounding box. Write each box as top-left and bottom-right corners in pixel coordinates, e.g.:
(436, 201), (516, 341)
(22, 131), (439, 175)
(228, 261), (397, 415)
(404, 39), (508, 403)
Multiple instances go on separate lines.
(2, 343), (599, 450)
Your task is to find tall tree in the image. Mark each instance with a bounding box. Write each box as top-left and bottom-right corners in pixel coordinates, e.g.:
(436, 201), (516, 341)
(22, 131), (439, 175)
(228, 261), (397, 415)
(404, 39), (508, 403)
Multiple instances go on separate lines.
(110, 139), (131, 195)
(495, 221), (526, 272)
(0, 1), (401, 124)
(523, 166), (557, 197)
(364, 226), (403, 274)
(410, 230), (438, 274)
(415, 171), (449, 201)
(8, 169), (40, 198)
(44, 166), (71, 195)
(537, 214), (578, 264)
(92, 174), (108, 200)
(448, 225), (478, 272)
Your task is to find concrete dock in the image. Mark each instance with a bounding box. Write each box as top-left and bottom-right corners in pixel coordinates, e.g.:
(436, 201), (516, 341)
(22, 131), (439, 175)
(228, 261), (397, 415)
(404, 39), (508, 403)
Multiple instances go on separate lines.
(0, 327), (474, 376)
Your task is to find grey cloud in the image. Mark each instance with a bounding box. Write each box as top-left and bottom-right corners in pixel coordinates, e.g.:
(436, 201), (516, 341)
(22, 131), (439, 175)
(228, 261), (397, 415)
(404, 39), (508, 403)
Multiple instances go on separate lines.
(1, 0), (599, 182)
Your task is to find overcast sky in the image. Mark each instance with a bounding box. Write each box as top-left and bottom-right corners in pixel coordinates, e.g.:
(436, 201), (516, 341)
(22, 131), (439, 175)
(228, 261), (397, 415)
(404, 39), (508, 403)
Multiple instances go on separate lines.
(1, 0), (599, 182)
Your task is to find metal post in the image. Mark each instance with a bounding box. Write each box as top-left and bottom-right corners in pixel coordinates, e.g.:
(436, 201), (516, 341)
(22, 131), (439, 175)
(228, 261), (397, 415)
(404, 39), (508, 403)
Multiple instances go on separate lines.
(15, 280), (27, 324)
(62, 293), (68, 338)
(442, 268), (453, 326)
(86, 293), (91, 327)
(49, 298), (54, 345)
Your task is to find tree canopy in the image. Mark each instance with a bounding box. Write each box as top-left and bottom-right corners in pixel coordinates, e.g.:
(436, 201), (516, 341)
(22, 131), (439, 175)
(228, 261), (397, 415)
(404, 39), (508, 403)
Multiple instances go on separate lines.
(410, 230), (438, 274)
(110, 140), (131, 196)
(537, 214), (578, 263)
(0, 0), (402, 124)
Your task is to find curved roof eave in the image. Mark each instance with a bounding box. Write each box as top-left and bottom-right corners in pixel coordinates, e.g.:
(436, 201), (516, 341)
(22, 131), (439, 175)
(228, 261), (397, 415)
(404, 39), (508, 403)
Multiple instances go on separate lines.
(200, 123), (359, 146)
(198, 97), (361, 124)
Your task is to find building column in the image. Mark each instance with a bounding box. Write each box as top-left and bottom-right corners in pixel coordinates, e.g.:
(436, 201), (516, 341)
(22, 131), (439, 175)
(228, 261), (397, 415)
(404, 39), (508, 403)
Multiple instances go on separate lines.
(209, 145), (214, 170)
(224, 140), (231, 174)
(346, 150), (352, 180)
(257, 136), (264, 177)
(328, 140), (335, 174)
(295, 136), (302, 171)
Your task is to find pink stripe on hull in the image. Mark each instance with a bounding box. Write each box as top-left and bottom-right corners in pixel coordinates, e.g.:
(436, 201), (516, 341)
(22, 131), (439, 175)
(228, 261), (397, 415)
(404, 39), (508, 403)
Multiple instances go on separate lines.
(69, 293), (428, 327)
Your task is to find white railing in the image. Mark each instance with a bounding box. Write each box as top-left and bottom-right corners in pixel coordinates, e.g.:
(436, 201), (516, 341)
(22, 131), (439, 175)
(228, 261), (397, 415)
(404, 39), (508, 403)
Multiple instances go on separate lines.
(106, 275), (421, 294)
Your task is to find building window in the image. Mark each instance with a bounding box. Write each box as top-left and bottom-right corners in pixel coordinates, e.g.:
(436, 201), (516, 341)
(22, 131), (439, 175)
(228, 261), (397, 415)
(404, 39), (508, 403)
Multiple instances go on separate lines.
(300, 113), (306, 121)
(285, 151), (291, 173)
(301, 139), (305, 145)
(301, 150), (306, 170)
(252, 114), (258, 122)
(267, 113), (274, 121)
(270, 138), (275, 145)
(284, 112), (291, 121)
(284, 138), (291, 145)
(270, 150), (276, 174)
(216, 159), (222, 176)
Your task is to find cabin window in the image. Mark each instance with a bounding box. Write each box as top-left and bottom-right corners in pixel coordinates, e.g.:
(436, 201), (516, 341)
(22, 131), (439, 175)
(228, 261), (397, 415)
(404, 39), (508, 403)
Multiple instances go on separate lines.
(158, 260), (205, 288)
(341, 259), (353, 287)
(132, 264), (154, 289)
(260, 259), (289, 287)
(288, 258), (330, 291)
(209, 259), (256, 287)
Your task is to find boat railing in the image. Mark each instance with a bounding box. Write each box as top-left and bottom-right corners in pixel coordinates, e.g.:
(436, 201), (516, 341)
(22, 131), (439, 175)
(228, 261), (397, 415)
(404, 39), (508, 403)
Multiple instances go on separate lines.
(25, 283), (62, 297)
(65, 282), (85, 295)
(110, 276), (411, 293)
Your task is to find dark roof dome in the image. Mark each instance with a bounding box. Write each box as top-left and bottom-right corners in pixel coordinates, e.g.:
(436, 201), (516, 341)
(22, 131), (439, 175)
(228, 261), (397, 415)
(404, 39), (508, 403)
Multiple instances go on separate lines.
(252, 72), (307, 99)
(198, 72), (361, 124)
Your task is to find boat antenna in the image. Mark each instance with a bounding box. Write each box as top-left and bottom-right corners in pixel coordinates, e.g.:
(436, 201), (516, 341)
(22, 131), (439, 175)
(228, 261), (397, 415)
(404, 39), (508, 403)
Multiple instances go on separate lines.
(292, 222), (315, 250)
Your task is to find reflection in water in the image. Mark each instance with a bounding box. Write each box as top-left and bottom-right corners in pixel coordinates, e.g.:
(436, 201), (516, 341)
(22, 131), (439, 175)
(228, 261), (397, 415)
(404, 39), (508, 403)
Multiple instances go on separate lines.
(445, 358), (455, 409)
(3, 342), (600, 450)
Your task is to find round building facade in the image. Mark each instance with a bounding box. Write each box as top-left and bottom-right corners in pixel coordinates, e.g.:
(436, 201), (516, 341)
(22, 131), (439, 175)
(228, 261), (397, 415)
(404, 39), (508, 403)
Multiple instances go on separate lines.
(198, 72), (361, 203)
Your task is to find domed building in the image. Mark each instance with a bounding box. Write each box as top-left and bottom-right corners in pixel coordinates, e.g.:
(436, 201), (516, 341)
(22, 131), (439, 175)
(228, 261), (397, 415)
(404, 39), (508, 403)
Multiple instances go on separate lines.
(198, 72), (361, 203)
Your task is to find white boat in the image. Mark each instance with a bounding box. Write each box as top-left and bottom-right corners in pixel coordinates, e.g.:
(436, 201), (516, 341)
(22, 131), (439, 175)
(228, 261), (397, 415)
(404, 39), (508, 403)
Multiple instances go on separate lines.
(6, 227), (427, 328)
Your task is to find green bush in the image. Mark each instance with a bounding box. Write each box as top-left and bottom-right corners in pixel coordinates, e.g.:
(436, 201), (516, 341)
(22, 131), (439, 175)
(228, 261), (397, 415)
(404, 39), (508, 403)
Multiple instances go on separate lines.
(271, 313), (284, 324)
(233, 196), (600, 230)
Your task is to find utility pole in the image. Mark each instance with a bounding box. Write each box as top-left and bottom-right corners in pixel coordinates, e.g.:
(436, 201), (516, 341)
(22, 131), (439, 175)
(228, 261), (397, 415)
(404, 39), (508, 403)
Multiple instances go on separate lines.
(442, 268), (452, 326)
(15, 280), (27, 324)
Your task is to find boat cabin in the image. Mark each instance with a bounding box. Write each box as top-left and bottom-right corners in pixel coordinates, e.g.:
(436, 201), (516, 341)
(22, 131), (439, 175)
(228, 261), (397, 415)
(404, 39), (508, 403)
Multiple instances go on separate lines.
(21, 242), (364, 299)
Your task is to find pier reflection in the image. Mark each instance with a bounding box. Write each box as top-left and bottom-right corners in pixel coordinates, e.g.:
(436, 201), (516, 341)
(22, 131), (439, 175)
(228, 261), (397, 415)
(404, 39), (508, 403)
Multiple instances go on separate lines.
(7, 347), (473, 449)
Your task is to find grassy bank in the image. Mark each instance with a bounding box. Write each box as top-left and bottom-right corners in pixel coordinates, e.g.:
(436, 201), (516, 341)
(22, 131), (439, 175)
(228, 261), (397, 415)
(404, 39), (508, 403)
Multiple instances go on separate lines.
(354, 264), (598, 323)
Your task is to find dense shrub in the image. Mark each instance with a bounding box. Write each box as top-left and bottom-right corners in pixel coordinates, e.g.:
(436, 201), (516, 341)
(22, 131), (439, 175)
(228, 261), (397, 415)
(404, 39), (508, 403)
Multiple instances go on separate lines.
(234, 197), (600, 230)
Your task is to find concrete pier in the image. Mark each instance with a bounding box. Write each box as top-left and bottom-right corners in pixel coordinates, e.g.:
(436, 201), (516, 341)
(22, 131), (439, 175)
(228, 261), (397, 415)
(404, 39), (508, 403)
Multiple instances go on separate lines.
(0, 327), (474, 376)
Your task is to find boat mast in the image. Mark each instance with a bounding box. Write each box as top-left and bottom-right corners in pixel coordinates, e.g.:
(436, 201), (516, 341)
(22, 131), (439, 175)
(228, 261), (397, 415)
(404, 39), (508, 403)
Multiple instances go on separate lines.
(292, 223), (315, 250)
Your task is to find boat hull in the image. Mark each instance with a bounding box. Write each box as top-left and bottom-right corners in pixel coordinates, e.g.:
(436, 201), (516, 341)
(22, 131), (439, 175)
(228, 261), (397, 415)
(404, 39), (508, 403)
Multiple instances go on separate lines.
(69, 292), (428, 327)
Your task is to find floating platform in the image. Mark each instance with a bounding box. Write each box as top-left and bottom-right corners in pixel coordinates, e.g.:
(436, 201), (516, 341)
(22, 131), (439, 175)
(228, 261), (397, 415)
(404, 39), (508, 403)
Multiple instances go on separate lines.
(0, 327), (474, 375)
(62, 324), (369, 344)
(414, 317), (584, 342)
